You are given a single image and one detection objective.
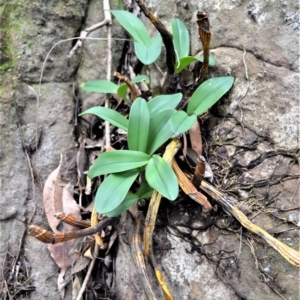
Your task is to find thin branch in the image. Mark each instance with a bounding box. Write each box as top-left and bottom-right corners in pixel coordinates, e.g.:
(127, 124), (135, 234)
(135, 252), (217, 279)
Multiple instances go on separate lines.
(29, 217), (119, 244)
(76, 244), (99, 300)
(104, 0), (112, 147)
(68, 1), (112, 58)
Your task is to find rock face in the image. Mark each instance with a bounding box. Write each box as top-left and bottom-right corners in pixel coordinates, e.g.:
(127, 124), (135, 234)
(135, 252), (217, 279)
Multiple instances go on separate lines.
(0, 0), (299, 299)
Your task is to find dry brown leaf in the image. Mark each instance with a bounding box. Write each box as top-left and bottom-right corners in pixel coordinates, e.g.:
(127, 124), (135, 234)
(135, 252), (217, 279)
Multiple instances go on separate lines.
(43, 157), (83, 294)
(105, 231), (118, 255)
(48, 241), (75, 292)
(72, 254), (90, 275)
(189, 120), (203, 156)
(48, 186), (82, 283)
(43, 155), (63, 232)
(72, 274), (82, 300)
(61, 184), (82, 230)
(83, 246), (94, 260)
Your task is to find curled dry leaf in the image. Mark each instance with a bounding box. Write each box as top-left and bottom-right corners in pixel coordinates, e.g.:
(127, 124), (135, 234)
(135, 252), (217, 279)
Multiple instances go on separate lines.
(48, 186), (82, 291)
(43, 155), (63, 232)
(43, 158), (83, 292)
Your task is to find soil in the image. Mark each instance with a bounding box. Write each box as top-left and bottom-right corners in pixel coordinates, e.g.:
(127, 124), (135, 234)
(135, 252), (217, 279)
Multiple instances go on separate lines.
(0, 0), (299, 299)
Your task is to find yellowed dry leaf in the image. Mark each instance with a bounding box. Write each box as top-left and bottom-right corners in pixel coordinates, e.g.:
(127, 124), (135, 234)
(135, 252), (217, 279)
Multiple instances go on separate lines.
(83, 246), (94, 260)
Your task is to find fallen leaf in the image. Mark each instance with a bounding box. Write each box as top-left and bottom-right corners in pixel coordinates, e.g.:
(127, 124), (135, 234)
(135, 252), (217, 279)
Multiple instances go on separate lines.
(189, 120), (203, 155)
(48, 241), (75, 291)
(72, 274), (82, 300)
(43, 155), (63, 232)
(72, 254), (90, 275)
(83, 246), (94, 260)
(43, 157), (83, 294)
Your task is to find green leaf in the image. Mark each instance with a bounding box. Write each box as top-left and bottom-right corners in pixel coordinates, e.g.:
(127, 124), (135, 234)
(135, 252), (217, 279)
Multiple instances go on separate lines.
(174, 55), (216, 74)
(128, 97), (150, 152)
(145, 155), (178, 200)
(80, 106), (128, 131)
(106, 192), (139, 217)
(134, 34), (162, 65)
(87, 150), (150, 178)
(172, 18), (190, 59)
(80, 80), (119, 94)
(147, 109), (176, 155)
(137, 181), (153, 199)
(187, 76), (234, 116)
(95, 169), (139, 214)
(175, 56), (197, 74)
(111, 10), (151, 45)
(196, 54), (216, 66)
(147, 93), (182, 114)
(117, 84), (129, 101)
(131, 74), (150, 84)
(117, 75), (150, 101)
(170, 111), (197, 134)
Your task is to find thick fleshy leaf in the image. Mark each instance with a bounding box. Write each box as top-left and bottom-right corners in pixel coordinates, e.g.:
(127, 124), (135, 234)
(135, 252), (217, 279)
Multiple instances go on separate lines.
(111, 10), (151, 45)
(80, 107), (128, 131)
(147, 109), (176, 155)
(136, 182), (153, 199)
(147, 93), (182, 114)
(80, 80), (118, 94)
(175, 56), (197, 74)
(128, 97), (150, 152)
(145, 155), (178, 200)
(175, 55), (216, 74)
(172, 18), (190, 59)
(87, 150), (150, 178)
(170, 111), (197, 135)
(131, 74), (150, 84)
(187, 76), (234, 116)
(196, 55), (216, 66)
(117, 84), (128, 101)
(95, 169), (139, 214)
(134, 34), (162, 65)
(106, 192), (139, 217)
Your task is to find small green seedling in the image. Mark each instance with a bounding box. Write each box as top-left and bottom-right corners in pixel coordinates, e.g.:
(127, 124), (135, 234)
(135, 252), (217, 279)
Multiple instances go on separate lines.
(171, 18), (215, 73)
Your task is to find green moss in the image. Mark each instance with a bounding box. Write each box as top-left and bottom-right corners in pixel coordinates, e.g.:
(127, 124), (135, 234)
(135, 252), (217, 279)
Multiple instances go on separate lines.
(0, 1), (30, 88)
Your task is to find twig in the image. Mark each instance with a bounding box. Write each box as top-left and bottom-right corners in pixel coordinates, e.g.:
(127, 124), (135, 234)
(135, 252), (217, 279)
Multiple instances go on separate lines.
(68, 0), (112, 58)
(105, 0), (112, 147)
(76, 243), (99, 300)
(238, 48), (250, 123)
(18, 124), (36, 223)
(114, 71), (138, 100)
(29, 217), (119, 243)
(143, 139), (181, 300)
(238, 226), (243, 257)
(132, 215), (164, 299)
(199, 180), (300, 267)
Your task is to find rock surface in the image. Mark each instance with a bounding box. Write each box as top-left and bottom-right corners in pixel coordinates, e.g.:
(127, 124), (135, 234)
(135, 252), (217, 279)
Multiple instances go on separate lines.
(0, 0), (299, 299)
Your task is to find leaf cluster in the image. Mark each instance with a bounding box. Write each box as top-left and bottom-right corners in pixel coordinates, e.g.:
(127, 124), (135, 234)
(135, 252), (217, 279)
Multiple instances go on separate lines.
(79, 10), (234, 217)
